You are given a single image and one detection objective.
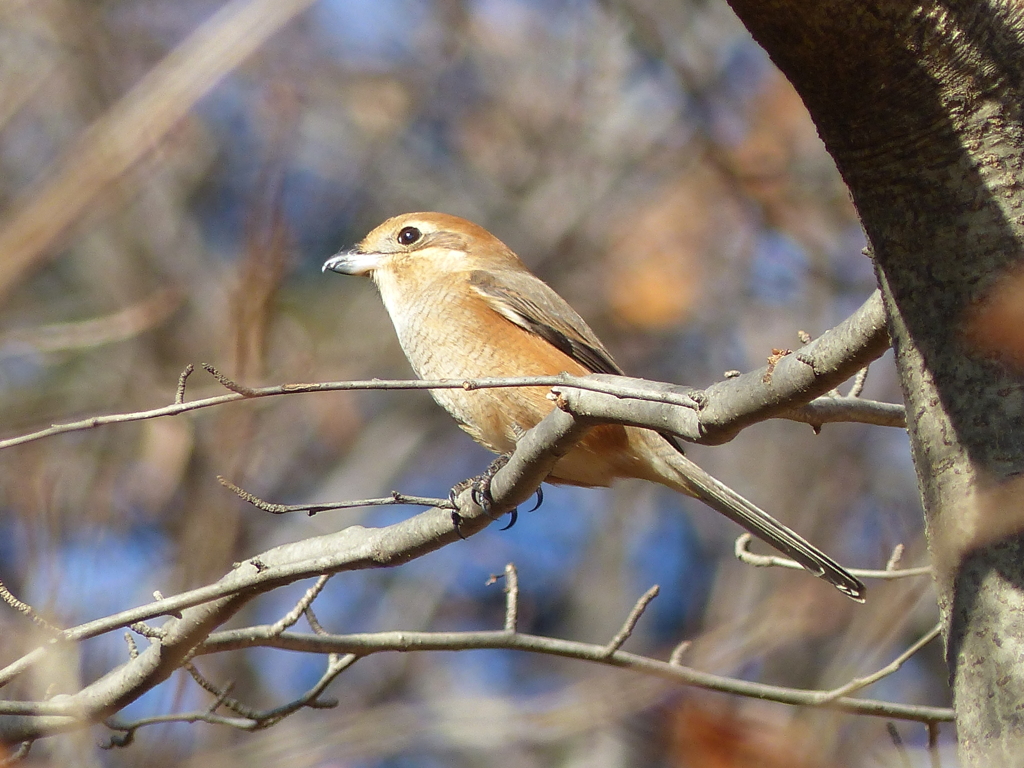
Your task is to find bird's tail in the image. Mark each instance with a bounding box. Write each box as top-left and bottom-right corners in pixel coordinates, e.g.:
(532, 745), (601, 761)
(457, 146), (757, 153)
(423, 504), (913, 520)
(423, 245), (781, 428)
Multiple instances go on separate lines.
(639, 432), (865, 601)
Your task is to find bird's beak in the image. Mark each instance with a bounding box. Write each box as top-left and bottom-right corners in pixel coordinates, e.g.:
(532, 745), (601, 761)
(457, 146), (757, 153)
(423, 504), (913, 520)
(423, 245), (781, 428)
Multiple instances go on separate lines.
(322, 249), (381, 276)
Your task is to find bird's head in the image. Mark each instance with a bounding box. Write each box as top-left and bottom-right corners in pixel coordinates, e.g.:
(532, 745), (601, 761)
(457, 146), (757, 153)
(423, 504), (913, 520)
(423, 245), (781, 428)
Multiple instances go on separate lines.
(322, 212), (525, 285)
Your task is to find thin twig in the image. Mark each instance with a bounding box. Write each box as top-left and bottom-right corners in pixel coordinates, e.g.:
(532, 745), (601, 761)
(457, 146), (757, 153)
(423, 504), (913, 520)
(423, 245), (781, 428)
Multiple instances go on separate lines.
(669, 640), (691, 666)
(0, 402), (581, 689)
(249, 654), (354, 729)
(818, 623), (942, 702)
(175, 363), (193, 404)
(848, 365), (870, 398)
(201, 363), (257, 397)
(183, 655), (347, 730)
(182, 662), (294, 724)
(602, 585), (660, 658)
(269, 575), (330, 635)
(734, 534), (932, 579)
(304, 606), (329, 636)
(782, 395), (905, 429)
(183, 664), (245, 716)
(218, 477), (453, 514)
(886, 544), (905, 571)
(1, 367), (905, 454)
(104, 708), (256, 746)
(128, 622), (166, 639)
(1, 741), (31, 764)
(0, 580), (61, 635)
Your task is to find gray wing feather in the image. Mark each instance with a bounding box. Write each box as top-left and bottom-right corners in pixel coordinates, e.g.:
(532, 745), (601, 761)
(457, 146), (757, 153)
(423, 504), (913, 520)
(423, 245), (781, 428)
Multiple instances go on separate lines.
(467, 269), (623, 375)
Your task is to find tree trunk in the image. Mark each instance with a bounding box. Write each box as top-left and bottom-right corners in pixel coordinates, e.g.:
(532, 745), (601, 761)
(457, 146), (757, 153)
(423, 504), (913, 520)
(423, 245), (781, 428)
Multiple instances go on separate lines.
(725, 2), (1024, 764)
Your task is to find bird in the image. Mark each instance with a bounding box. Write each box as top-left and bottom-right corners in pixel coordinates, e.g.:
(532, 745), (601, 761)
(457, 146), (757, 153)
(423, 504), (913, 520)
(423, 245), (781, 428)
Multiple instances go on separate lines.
(323, 212), (865, 601)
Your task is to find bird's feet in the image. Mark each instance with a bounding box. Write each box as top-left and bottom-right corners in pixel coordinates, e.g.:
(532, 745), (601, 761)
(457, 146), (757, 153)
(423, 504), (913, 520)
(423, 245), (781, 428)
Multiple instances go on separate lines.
(448, 455), (547, 537)
(449, 454), (519, 536)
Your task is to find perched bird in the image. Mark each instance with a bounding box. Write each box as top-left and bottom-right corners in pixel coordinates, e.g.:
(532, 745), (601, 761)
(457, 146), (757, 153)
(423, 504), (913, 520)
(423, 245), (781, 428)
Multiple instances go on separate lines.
(323, 212), (864, 600)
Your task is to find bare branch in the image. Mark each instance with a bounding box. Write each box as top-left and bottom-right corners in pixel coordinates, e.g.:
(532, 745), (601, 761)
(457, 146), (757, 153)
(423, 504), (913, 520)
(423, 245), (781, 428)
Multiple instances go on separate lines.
(123, 634), (138, 661)
(103, 708), (255, 746)
(734, 534), (932, 579)
(199, 625), (953, 724)
(928, 721), (942, 768)
(304, 606), (329, 637)
(782, 395), (906, 430)
(554, 290), (896, 446)
(555, 378), (905, 438)
(2, 368), (903, 454)
(110, 653), (353, 744)
(182, 665), (243, 716)
(127, 623), (166, 640)
(0, 290), (906, 744)
(246, 654), (354, 728)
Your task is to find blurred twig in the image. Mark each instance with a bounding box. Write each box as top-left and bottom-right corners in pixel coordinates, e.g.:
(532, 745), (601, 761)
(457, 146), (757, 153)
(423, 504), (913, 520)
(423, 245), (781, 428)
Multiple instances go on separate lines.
(0, 0), (319, 300)
(818, 622), (942, 701)
(0, 288), (182, 353)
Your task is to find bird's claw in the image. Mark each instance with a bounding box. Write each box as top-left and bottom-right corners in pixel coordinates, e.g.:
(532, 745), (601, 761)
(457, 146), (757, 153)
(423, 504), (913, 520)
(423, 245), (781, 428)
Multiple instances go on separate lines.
(451, 510), (468, 540)
(447, 487), (468, 539)
(527, 485), (543, 513)
(470, 453), (511, 516)
(499, 508), (518, 530)
(449, 453), (519, 531)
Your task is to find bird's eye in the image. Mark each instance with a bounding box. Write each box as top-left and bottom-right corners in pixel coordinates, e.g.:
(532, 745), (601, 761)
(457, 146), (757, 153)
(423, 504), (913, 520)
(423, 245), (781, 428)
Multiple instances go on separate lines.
(397, 226), (422, 246)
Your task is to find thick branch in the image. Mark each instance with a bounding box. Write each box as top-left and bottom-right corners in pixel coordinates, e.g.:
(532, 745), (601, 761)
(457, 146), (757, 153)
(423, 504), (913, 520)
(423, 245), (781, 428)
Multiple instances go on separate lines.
(555, 290), (894, 444)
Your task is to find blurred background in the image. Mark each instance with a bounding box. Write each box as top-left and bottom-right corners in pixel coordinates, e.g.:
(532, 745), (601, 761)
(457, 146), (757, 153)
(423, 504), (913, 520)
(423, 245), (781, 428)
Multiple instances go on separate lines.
(0, 0), (948, 765)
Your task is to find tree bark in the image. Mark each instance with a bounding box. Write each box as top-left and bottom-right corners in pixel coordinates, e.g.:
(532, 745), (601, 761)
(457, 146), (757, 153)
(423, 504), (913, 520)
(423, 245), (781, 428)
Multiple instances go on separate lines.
(725, 2), (1024, 764)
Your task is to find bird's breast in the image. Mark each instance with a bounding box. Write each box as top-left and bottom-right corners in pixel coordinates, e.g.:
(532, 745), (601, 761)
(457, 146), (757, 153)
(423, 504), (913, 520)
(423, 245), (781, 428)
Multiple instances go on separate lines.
(375, 273), (583, 453)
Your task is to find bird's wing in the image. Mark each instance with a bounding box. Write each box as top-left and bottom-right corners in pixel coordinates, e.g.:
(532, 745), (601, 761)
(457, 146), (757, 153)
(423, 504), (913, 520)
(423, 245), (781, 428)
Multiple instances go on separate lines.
(468, 269), (624, 376)
(469, 268), (689, 455)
